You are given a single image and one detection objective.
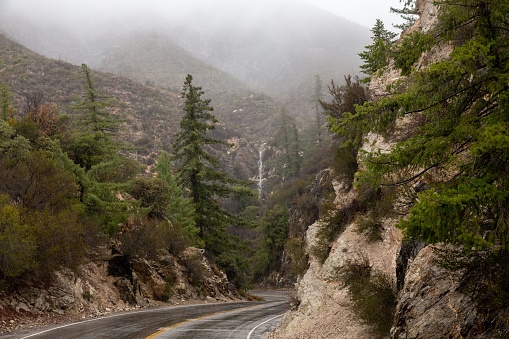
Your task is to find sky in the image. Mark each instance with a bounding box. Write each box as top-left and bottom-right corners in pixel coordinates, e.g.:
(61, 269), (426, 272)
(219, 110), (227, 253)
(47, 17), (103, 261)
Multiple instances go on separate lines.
(0, 0), (406, 32)
(302, 0), (405, 30)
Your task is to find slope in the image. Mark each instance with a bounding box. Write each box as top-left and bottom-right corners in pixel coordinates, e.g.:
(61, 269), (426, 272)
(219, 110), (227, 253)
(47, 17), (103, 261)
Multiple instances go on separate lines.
(0, 33), (278, 181)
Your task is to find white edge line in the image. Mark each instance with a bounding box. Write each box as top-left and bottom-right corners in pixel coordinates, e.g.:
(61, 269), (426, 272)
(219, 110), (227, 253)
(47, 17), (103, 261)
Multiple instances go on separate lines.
(19, 303), (208, 339)
(246, 313), (285, 339)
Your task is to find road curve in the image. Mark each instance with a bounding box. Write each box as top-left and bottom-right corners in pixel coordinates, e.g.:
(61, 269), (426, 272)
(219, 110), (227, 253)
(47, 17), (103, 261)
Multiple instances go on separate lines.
(2, 291), (290, 339)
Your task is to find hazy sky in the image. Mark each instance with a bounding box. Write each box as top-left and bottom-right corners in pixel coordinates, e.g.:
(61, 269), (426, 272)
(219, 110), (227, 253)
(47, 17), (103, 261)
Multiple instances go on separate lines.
(0, 0), (406, 31)
(302, 0), (405, 29)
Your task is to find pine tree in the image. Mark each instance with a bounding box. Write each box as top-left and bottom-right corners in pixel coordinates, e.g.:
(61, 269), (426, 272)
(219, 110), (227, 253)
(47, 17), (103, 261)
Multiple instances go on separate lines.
(358, 19), (397, 79)
(279, 110), (301, 179)
(313, 74), (324, 145)
(155, 151), (199, 243)
(172, 74), (252, 249)
(69, 64), (123, 169)
(73, 64), (122, 135)
(336, 1), (509, 250)
(390, 0), (418, 31)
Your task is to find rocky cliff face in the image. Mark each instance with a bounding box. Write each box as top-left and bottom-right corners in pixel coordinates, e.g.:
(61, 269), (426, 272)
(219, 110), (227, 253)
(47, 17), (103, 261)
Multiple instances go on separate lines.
(392, 246), (509, 339)
(269, 178), (402, 338)
(270, 0), (509, 338)
(0, 247), (236, 334)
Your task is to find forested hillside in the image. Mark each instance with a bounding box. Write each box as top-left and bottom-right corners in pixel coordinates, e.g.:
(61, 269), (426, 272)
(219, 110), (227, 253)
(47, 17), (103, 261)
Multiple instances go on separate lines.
(0, 0), (370, 98)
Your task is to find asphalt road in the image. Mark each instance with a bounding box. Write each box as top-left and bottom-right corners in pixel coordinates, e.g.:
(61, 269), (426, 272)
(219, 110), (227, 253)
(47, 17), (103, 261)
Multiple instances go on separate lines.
(2, 291), (290, 339)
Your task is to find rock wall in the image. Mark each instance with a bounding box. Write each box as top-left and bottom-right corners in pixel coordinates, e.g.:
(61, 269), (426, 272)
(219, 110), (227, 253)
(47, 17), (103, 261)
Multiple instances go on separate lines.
(0, 247), (236, 334)
(392, 246), (509, 339)
(269, 181), (402, 339)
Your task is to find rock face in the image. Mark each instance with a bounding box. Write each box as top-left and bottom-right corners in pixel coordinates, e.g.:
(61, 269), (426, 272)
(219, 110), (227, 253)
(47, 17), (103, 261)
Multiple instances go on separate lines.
(0, 247), (236, 333)
(392, 246), (509, 339)
(269, 181), (402, 339)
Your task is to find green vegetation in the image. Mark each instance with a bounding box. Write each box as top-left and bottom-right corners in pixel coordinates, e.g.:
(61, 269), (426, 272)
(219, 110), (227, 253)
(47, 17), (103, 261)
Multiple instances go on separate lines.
(0, 68), (208, 287)
(339, 259), (397, 338)
(172, 74), (255, 287)
(348, 1), (509, 251)
(358, 19), (397, 80)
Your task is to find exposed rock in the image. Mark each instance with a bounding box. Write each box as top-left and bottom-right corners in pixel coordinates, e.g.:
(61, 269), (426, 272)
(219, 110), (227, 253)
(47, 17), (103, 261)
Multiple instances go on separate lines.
(0, 247), (238, 334)
(395, 239), (426, 291)
(391, 246), (509, 339)
(269, 181), (402, 339)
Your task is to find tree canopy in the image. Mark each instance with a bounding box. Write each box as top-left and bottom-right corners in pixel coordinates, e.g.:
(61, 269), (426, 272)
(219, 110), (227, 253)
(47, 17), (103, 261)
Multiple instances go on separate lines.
(333, 0), (509, 251)
(172, 74), (252, 252)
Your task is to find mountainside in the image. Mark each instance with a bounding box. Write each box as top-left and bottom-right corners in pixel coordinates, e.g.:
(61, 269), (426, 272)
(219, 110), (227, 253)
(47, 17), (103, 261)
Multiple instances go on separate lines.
(0, 33), (181, 160)
(0, 0), (370, 98)
(270, 0), (509, 337)
(0, 33), (280, 182)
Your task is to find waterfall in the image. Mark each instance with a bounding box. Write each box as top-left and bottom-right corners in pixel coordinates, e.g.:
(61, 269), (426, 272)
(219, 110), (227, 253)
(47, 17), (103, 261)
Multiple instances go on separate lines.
(258, 145), (265, 198)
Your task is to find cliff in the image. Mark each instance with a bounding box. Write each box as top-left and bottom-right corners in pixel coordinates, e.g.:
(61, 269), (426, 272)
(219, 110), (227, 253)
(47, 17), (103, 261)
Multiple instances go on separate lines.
(0, 247), (237, 334)
(270, 0), (509, 337)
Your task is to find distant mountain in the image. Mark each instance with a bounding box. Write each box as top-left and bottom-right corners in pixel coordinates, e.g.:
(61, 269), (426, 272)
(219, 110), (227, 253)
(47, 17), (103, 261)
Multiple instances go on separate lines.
(164, 1), (370, 96)
(0, 33), (277, 181)
(0, 0), (370, 98)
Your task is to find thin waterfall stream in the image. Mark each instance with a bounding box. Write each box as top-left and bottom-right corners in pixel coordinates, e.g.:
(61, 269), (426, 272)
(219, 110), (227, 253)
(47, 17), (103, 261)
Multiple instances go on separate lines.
(258, 143), (266, 198)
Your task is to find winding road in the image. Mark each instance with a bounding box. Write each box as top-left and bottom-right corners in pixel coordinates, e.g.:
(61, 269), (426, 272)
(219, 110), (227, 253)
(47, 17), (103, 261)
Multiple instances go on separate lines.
(2, 291), (290, 339)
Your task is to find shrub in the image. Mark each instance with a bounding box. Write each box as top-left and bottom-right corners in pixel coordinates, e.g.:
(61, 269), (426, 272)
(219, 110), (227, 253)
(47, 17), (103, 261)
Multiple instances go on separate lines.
(285, 238), (309, 279)
(355, 215), (383, 242)
(311, 198), (360, 263)
(182, 253), (204, 288)
(340, 259), (397, 338)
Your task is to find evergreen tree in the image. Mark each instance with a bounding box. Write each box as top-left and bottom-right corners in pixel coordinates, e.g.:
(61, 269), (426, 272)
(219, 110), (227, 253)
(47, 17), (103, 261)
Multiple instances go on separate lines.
(333, 1), (509, 250)
(172, 74), (252, 250)
(313, 74), (324, 145)
(279, 110), (301, 179)
(358, 19), (397, 79)
(390, 0), (418, 31)
(69, 64), (123, 169)
(155, 151), (199, 243)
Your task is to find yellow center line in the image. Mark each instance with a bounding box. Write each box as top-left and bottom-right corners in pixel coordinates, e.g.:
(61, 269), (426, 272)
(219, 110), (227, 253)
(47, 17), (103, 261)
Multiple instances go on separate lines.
(144, 303), (272, 339)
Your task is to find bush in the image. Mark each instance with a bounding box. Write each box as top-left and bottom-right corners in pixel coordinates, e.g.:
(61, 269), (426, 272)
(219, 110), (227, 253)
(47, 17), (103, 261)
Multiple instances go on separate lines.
(285, 238), (309, 279)
(182, 252), (204, 288)
(355, 215), (383, 242)
(340, 259), (397, 338)
(311, 198), (360, 263)
(118, 216), (168, 260)
(0, 195), (36, 280)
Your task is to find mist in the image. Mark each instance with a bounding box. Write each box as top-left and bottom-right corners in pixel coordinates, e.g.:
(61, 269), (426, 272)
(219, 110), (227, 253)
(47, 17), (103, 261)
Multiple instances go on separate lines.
(0, 0), (371, 97)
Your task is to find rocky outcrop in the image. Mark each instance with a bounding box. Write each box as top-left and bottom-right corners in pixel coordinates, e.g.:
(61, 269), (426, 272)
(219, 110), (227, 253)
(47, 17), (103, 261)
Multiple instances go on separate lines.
(392, 246), (509, 339)
(269, 180), (402, 339)
(0, 247), (237, 334)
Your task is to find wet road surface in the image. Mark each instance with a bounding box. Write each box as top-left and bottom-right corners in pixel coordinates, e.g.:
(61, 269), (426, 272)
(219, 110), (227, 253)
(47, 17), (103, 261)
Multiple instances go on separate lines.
(2, 291), (290, 339)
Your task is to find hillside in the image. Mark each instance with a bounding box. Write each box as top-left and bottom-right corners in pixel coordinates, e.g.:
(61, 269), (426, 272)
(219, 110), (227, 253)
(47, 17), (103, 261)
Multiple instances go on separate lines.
(270, 0), (509, 337)
(0, 0), (370, 99)
(0, 32), (282, 182)
(0, 33), (181, 162)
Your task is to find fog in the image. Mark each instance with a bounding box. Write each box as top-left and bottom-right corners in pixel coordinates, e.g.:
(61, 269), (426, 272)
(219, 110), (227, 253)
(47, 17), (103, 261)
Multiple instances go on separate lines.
(0, 0), (403, 37)
(0, 0), (392, 96)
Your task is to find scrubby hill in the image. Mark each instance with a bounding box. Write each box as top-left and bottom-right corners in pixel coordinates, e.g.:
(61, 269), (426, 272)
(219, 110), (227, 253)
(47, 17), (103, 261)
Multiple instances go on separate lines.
(0, 32), (280, 180)
(0, 33), (181, 162)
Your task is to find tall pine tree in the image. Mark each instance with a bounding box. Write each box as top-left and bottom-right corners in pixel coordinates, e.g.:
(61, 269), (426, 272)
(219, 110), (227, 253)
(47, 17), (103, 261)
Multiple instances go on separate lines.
(172, 74), (252, 252)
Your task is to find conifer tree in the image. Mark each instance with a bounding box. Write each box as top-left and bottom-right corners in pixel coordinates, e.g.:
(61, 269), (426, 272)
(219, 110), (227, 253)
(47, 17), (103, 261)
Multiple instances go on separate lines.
(155, 151), (199, 243)
(172, 74), (252, 249)
(279, 110), (301, 179)
(313, 74), (324, 145)
(69, 64), (123, 169)
(334, 1), (509, 250)
(358, 19), (397, 79)
(390, 0), (417, 31)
